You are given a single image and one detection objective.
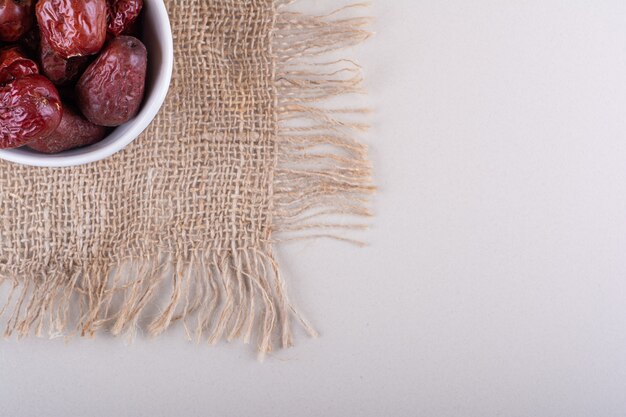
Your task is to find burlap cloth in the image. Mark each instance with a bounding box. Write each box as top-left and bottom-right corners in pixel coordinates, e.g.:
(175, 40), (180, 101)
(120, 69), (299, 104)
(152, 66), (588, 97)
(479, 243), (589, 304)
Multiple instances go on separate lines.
(0, 0), (372, 356)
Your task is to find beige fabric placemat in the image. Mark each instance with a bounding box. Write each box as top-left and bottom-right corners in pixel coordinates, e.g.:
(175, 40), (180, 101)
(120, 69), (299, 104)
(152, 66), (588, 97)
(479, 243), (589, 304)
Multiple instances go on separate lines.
(0, 0), (372, 357)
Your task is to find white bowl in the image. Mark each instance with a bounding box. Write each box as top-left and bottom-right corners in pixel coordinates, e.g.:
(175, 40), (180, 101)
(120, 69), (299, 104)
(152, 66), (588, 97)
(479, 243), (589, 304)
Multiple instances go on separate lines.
(0, 0), (174, 168)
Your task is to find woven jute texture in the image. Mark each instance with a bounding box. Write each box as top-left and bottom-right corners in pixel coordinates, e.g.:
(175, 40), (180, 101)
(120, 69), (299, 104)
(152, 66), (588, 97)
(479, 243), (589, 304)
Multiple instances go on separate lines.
(0, 0), (372, 356)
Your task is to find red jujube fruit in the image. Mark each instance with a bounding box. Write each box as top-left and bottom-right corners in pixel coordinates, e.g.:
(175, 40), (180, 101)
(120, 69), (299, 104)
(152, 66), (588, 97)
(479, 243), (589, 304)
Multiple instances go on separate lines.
(0, 46), (38, 84)
(40, 35), (90, 85)
(107, 0), (143, 37)
(36, 0), (107, 59)
(0, 74), (61, 149)
(28, 104), (106, 153)
(0, 0), (34, 42)
(76, 35), (147, 127)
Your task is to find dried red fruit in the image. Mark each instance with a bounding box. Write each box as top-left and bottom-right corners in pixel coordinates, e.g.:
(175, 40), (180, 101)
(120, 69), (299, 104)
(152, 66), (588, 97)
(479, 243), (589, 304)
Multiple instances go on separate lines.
(0, 46), (38, 84)
(40, 35), (90, 85)
(36, 0), (107, 59)
(27, 104), (106, 153)
(105, 12), (141, 42)
(76, 36), (147, 127)
(107, 0), (142, 37)
(0, 74), (61, 149)
(0, 0), (34, 42)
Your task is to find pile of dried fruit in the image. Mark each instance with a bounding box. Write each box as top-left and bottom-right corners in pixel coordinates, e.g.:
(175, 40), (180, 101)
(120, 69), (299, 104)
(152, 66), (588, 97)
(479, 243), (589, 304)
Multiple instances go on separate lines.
(0, 0), (147, 153)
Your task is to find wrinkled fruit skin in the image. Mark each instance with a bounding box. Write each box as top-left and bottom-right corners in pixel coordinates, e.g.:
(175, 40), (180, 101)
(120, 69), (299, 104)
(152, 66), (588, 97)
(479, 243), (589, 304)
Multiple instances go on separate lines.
(76, 36), (146, 127)
(0, 46), (38, 84)
(107, 0), (142, 37)
(0, 0), (34, 42)
(0, 74), (61, 149)
(27, 104), (106, 153)
(40, 35), (90, 85)
(36, 0), (107, 59)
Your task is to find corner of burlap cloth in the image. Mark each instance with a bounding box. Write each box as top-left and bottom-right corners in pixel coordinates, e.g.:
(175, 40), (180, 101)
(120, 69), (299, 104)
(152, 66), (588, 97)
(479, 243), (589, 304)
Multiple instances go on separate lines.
(0, 0), (373, 359)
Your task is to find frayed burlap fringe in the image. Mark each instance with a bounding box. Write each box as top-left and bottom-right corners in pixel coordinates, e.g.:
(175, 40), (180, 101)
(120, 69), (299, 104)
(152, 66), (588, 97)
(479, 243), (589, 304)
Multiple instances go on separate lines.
(273, 2), (374, 247)
(0, 1), (372, 359)
(0, 249), (317, 359)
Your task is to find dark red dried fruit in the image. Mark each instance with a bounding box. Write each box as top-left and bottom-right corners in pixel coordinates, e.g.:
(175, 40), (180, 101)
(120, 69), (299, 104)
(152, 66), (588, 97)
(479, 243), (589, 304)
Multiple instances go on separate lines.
(76, 35), (146, 127)
(40, 35), (90, 85)
(36, 0), (107, 59)
(0, 74), (61, 149)
(0, 46), (38, 84)
(0, 0), (34, 42)
(27, 104), (106, 153)
(107, 0), (142, 37)
(105, 12), (140, 42)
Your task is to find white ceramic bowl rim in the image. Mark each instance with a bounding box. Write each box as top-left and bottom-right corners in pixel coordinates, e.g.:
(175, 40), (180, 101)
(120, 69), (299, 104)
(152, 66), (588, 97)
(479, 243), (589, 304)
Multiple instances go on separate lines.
(0, 0), (174, 168)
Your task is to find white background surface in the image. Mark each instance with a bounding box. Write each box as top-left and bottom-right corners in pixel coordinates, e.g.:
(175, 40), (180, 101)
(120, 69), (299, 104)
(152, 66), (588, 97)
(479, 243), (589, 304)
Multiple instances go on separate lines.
(4, 1), (626, 416)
